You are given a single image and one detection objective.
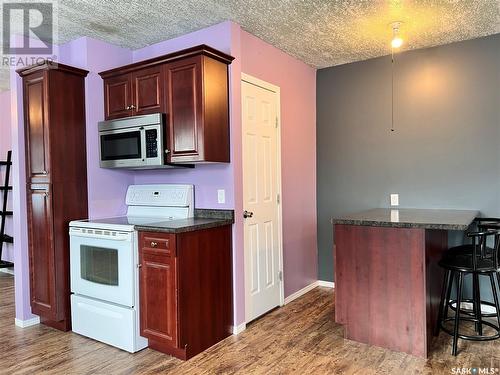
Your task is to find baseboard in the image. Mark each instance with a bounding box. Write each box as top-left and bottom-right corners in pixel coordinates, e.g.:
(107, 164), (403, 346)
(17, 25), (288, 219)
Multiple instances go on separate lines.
(284, 281), (319, 305)
(317, 280), (335, 288)
(233, 322), (246, 335)
(15, 316), (40, 328)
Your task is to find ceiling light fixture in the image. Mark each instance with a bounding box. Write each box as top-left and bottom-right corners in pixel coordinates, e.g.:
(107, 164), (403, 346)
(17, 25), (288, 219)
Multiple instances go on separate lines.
(391, 21), (403, 49)
(389, 22), (403, 133)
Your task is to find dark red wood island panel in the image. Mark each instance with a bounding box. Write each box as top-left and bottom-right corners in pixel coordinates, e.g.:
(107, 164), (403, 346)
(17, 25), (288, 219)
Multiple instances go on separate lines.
(333, 208), (477, 358)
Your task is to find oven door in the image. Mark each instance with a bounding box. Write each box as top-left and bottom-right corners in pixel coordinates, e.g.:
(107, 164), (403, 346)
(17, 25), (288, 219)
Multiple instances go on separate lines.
(99, 127), (146, 168)
(70, 228), (135, 307)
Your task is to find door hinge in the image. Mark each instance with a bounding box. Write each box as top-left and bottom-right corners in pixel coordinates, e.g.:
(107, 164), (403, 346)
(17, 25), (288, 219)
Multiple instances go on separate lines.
(275, 117), (278, 128)
(278, 270), (283, 282)
(276, 194), (280, 204)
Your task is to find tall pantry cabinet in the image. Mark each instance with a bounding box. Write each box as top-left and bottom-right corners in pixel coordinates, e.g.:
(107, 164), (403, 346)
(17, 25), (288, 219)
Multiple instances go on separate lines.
(17, 62), (89, 331)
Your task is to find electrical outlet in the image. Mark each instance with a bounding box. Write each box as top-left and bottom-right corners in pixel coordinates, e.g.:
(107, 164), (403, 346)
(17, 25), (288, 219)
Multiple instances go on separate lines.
(390, 194), (399, 206)
(217, 189), (225, 204)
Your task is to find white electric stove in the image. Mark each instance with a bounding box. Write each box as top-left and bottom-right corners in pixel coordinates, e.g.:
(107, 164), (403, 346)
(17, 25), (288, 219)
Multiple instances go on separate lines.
(69, 184), (194, 352)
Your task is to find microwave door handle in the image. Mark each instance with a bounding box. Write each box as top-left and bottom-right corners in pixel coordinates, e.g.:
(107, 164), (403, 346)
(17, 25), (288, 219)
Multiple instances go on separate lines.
(140, 126), (147, 162)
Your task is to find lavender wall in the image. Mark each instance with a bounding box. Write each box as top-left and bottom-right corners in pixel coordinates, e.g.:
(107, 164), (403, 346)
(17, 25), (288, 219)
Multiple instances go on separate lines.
(132, 22), (235, 210)
(60, 37), (136, 219)
(130, 21), (246, 323)
(11, 22), (317, 327)
(0, 91), (11, 152)
(10, 36), (37, 320)
(11, 37), (136, 320)
(0, 90), (13, 262)
(239, 30), (318, 296)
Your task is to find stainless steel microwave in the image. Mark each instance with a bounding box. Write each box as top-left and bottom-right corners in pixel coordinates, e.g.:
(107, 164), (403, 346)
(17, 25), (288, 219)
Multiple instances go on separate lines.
(98, 113), (166, 169)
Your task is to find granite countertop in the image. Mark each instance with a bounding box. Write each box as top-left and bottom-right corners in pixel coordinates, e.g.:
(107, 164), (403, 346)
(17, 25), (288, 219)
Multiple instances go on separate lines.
(332, 208), (479, 230)
(135, 209), (234, 234)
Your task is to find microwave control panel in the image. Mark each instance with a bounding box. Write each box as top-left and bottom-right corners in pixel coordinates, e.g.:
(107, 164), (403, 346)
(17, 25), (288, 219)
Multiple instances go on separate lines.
(145, 129), (158, 158)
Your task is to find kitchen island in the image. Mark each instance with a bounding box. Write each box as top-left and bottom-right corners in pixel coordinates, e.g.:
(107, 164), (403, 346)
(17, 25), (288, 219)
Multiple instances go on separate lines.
(332, 208), (478, 357)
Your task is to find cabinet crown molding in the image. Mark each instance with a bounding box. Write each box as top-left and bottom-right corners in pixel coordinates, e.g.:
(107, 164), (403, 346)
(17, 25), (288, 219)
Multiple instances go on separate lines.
(99, 44), (234, 78)
(16, 61), (89, 77)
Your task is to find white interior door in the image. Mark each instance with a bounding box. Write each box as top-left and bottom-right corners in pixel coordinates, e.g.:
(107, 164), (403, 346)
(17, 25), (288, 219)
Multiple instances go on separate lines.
(242, 76), (283, 323)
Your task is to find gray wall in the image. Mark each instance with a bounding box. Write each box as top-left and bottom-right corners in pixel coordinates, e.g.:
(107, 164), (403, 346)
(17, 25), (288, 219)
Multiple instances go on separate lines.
(317, 34), (500, 282)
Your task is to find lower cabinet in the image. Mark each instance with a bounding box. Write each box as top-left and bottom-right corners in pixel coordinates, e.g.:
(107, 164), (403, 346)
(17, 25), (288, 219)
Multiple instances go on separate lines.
(27, 184), (58, 320)
(139, 233), (178, 348)
(139, 225), (233, 360)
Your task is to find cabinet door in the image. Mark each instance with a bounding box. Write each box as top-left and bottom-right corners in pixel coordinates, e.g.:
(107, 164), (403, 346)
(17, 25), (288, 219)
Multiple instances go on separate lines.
(139, 236), (178, 347)
(164, 57), (203, 162)
(27, 184), (58, 320)
(131, 66), (164, 116)
(104, 73), (132, 120)
(24, 72), (50, 183)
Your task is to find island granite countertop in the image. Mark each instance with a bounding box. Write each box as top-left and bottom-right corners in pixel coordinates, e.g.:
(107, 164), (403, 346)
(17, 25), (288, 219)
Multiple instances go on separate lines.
(332, 208), (479, 230)
(135, 209), (234, 234)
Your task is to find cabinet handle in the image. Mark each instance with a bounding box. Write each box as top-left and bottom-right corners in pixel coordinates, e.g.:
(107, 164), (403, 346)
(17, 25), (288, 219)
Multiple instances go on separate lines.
(126, 105), (131, 110)
(41, 170), (48, 175)
(150, 241), (158, 248)
(165, 149), (170, 154)
(137, 264), (142, 269)
(43, 192), (49, 197)
(130, 105), (136, 110)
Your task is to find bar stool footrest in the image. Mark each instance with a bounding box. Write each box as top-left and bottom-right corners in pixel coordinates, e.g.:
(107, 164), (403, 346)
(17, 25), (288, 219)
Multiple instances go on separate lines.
(448, 298), (498, 318)
(440, 317), (500, 341)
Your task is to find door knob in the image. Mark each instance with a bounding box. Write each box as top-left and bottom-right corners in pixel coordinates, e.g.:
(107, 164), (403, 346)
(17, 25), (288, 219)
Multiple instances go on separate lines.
(243, 210), (254, 219)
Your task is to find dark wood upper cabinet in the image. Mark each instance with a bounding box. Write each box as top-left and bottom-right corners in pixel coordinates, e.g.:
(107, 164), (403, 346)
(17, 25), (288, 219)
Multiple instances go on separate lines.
(18, 62), (89, 331)
(104, 73), (131, 120)
(165, 56), (203, 162)
(131, 65), (165, 116)
(100, 45), (234, 164)
(138, 226), (233, 360)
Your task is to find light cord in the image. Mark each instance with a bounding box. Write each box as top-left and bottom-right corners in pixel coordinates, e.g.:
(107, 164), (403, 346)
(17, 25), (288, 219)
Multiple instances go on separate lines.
(391, 48), (395, 132)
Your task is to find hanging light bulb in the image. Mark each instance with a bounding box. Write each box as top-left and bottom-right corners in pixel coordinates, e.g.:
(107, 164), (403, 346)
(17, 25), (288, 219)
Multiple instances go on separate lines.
(389, 22), (403, 133)
(390, 22), (403, 49)
(391, 36), (403, 49)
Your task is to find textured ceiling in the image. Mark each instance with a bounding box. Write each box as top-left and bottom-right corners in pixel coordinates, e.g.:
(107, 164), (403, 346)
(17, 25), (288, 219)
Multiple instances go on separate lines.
(58, 0), (500, 66)
(1, 0), (499, 91)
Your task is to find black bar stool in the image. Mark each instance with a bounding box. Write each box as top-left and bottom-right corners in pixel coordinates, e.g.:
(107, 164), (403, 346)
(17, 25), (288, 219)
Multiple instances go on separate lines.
(443, 219), (500, 322)
(446, 218), (500, 256)
(435, 228), (500, 356)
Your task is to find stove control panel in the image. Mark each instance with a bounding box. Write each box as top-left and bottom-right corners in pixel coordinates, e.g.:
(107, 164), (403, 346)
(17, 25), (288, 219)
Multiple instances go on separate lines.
(126, 184), (194, 207)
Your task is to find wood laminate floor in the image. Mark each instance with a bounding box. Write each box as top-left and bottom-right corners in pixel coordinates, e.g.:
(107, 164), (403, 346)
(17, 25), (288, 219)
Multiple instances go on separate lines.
(1, 272), (499, 374)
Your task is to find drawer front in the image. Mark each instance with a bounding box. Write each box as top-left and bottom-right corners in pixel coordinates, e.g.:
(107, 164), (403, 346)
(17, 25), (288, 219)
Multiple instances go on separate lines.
(71, 294), (148, 353)
(140, 232), (176, 256)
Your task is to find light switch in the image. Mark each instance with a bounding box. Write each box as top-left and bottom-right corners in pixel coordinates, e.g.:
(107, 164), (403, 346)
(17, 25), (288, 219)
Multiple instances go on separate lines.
(390, 194), (399, 206)
(217, 189), (225, 204)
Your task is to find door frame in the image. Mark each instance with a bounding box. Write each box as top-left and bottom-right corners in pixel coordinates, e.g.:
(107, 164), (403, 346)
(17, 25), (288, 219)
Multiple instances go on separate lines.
(241, 73), (285, 323)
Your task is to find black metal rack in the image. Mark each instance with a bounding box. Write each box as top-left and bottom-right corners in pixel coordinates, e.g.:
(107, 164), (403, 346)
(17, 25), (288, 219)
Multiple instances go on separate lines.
(0, 150), (13, 268)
